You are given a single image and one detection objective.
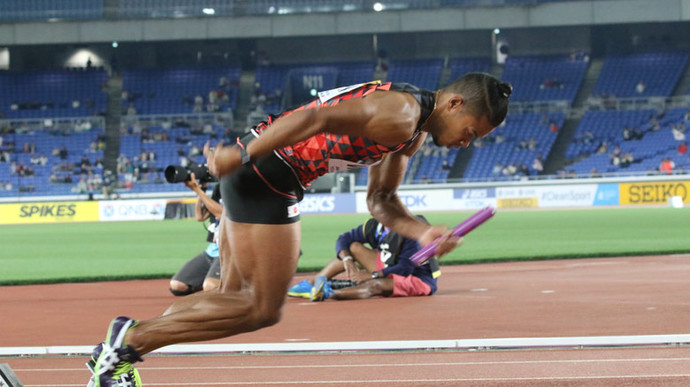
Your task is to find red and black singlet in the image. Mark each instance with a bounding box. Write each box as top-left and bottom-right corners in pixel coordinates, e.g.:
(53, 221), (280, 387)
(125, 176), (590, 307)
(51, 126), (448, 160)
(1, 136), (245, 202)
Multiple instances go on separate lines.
(253, 81), (435, 187)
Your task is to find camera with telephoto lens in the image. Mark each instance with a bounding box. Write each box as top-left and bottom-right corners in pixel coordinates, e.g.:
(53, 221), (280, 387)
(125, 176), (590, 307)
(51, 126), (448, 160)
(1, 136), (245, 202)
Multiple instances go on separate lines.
(164, 163), (216, 184)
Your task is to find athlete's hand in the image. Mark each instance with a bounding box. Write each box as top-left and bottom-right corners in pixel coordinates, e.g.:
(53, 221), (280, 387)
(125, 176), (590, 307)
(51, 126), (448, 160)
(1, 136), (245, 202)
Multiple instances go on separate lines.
(418, 225), (463, 259)
(349, 269), (373, 285)
(204, 141), (239, 177)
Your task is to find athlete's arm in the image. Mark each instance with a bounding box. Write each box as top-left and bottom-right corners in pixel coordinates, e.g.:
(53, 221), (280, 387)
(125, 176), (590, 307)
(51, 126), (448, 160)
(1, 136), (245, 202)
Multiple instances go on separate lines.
(366, 134), (430, 241)
(366, 135), (460, 255)
(205, 91), (419, 177)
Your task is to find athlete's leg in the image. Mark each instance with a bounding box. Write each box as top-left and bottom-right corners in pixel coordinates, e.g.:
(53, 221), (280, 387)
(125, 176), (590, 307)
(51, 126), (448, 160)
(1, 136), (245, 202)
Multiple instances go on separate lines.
(126, 218), (301, 355)
(312, 258), (346, 283)
(330, 278), (394, 300)
(349, 241), (378, 271)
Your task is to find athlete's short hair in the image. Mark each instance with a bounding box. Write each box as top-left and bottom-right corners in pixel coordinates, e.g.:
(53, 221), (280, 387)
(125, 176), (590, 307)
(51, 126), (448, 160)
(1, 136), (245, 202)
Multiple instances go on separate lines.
(442, 72), (512, 127)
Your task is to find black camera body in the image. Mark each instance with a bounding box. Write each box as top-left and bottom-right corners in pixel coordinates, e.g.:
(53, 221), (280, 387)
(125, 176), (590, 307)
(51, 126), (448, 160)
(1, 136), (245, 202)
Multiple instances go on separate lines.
(165, 163), (216, 184)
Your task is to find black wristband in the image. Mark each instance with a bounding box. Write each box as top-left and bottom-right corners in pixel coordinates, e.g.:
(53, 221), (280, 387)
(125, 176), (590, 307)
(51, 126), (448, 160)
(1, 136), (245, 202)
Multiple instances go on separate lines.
(238, 145), (252, 165)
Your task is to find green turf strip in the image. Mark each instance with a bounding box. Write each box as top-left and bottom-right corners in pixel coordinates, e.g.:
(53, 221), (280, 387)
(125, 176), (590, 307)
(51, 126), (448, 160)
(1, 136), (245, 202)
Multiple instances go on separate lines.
(1, 207), (688, 285)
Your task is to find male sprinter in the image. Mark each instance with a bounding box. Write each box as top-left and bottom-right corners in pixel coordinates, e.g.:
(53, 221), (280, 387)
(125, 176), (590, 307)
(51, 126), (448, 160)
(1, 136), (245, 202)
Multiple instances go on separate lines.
(88, 73), (511, 386)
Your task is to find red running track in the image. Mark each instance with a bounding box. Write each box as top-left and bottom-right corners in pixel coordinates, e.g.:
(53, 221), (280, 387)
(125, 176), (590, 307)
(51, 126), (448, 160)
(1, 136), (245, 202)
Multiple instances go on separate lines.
(2, 255), (690, 386)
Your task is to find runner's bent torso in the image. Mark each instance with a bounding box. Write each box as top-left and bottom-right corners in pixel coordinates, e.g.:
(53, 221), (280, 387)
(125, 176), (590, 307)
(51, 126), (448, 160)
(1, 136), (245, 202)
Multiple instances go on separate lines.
(252, 81), (436, 188)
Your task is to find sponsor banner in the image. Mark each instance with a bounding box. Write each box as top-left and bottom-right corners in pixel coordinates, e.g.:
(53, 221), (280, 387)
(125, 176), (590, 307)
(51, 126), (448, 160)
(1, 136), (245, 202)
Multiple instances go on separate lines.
(453, 188), (496, 200)
(355, 190), (498, 213)
(99, 199), (167, 221)
(0, 201), (99, 225)
(497, 197), (538, 209)
(298, 193), (356, 214)
(537, 185), (597, 207)
(497, 185), (598, 208)
(619, 181), (690, 205)
(593, 184), (620, 206)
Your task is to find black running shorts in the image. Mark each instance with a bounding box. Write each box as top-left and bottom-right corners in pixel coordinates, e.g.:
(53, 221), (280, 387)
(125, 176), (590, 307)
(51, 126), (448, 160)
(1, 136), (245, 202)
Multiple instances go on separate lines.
(221, 133), (304, 225)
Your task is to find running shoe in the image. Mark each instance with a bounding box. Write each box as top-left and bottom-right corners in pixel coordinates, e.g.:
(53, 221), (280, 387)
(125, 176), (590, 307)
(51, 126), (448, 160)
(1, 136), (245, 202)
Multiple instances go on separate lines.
(86, 357), (142, 387)
(310, 275), (333, 302)
(287, 279), (312, 299)
(90, 316), (144, 387)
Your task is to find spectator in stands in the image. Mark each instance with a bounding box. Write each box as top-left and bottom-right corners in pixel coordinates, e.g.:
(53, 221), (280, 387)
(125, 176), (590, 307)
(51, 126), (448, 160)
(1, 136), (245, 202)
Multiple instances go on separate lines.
(678, 142), (687, 155)
(659, 158), (675, 174)
(59, 146), (68, 160)
(517, 163), (529, 176)
(672, 125), (686, 141)
(532, 154), (544, 174)
(492, 163), (503, 177)
(590, 168), (602, 178)
(127, 103), (137, 116)
(684, 110), (690, 122)
(72, 175), (88, 194)
(503, 163), (517, 177)
(549, 122), (558, 133)
(102, 170), (114, 198)
(0, 150), (9, 163)
(528, 138), (537, 150)
(650, 117), (661, 132)
(287, 215), (441, 302)
(80, 155), (91, 170)
(170, 177), (223, 297)
(517, 140), (528, 150)
(189, 144), (201, 157)
(622, 127), (631, 141)
(620, 152), (634, 168)
(635, 80), (646, 94)
(596, 141), (607, 154)
(441, 160), (451, 171)
(632, 128), (644, 140)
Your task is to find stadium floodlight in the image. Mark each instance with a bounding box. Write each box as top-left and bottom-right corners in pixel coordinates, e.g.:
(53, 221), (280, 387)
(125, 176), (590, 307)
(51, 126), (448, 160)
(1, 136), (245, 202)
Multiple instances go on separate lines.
(202, 8), (215, 15)
(373, 2), (384, 12)
(493, 28), (501, 35)
(112, 41), (118, 48)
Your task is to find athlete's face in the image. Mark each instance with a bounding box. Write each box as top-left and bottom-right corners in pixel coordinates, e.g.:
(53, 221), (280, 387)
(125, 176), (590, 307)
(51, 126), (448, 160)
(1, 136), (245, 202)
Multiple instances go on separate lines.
(429, 96), (495, 148)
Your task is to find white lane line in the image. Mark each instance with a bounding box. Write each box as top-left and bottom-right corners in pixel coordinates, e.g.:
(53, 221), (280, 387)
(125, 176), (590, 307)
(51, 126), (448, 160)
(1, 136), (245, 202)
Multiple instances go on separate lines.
(23, 374), (690, 386)
(5, 334), (690, 356)
(16, 357), (690, 372)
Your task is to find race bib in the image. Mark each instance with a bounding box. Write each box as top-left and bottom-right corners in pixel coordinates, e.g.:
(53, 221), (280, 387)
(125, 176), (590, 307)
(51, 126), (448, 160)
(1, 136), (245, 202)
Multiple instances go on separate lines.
(318, 81), (381, 103)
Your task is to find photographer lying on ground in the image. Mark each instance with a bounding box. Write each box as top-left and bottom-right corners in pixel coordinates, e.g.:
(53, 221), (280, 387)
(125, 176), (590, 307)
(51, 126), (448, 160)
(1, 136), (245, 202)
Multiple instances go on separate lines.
(289, 215), (445, 301)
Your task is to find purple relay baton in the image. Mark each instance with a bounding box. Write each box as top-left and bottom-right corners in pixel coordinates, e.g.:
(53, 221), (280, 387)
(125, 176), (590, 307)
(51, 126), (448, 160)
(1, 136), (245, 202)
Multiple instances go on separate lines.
(410, 206), (496, 266)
